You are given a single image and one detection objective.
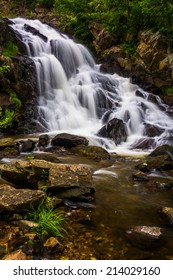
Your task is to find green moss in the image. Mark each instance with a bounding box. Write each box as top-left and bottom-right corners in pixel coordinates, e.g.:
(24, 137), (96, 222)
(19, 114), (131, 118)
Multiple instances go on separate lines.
(2, 41), (19, 57)
(10, 91), (22, 109)
(0, 107), (15, 129)
(164, 86), (173, 95)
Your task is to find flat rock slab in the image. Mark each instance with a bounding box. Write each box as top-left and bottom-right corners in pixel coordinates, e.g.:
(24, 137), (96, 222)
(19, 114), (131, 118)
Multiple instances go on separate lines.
(0, 159), (93, 199)
(0, 184), (45, 213)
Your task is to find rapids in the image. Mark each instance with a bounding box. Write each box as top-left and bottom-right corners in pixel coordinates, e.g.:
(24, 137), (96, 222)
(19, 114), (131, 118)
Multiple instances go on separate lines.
(9, 17), (173, 154)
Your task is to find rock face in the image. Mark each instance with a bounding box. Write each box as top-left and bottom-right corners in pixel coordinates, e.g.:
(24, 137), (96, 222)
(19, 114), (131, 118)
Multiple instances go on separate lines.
(97, 118), (127, 145)
(0, 184), (45, 213)
(90, 24), (173, 97)
(0, 159), (94, 199)
(0, 19), (38, 134)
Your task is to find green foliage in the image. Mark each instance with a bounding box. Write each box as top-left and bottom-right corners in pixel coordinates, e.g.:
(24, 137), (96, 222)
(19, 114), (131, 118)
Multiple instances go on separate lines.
(0, 65), (10, 75)
(54, 0), (173, 48)
(10, 91), (22, 109)
(26, 198), (66, 239)
(2, 41), (19, 57)
(0, 108), (15, 129)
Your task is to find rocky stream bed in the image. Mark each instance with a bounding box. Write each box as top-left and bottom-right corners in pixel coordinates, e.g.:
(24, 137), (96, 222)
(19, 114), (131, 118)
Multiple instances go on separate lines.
(1, 133), (173, 260)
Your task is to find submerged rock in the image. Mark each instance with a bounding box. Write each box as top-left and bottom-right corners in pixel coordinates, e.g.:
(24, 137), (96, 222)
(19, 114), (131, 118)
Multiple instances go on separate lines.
(126, 226), (162, 249)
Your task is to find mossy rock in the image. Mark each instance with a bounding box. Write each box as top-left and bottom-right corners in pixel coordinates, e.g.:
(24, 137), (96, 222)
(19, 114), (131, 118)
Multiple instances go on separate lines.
(71, 145), (110, 160)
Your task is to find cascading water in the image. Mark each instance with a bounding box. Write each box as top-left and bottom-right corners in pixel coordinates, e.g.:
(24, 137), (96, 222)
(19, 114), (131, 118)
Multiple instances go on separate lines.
(9, 18), (173, 153)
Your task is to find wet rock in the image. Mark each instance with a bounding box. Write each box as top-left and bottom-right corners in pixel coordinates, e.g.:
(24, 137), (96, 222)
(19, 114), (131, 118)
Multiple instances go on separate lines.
(24, 24), (48, 42)
(162, 207), (173, 225)
(44, 237), (63, 254)
(11, 220), (38, 232)
(147, 154), (173, 171)
(97, 118), (127, 145)
(0, 138), (18, 151)
(3, 249), (28, 260)
(0, 184), (45, 213)
(148, 145), (173, 157)
(143, 123), (164, 137)
(71, 145), (110, 160)
(19, 139), (36, 152)
(0, 146), (19, 159)
(38, 134), (50, 147)
(131, 137), (155, 149)
(132, 171), (149, 181)
(126, 226), (162, 249)
(51, 133), (89, 148)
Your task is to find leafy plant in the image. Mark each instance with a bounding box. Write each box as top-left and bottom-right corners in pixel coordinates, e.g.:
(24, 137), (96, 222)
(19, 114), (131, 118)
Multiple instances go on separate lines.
(26, 198), (66, 239)
(0, 108), (15, 129)
(0, 65), (10, 75)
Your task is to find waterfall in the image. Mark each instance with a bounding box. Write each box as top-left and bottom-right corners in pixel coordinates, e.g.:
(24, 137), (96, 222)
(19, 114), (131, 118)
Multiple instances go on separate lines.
(9, 18), (173, 153)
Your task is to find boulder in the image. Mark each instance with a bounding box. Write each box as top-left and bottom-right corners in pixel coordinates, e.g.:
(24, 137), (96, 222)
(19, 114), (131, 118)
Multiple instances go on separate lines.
(71, 145), (110, 160)
(97, 118), (127, 145)
(126, 226), (162, 249)
(51, 133), (89, 148)
(0, 184), (45, 213)
(148, 144), (173, 157)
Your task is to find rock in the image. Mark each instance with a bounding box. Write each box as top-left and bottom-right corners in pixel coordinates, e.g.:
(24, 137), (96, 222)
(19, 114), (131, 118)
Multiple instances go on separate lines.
(11, 220), (38, 232)
(137, 30), (169, 72)
(143, 123), (164, 137)
(19, 139), (36, 152)
(0, 159), (93, 199)
(38, 134), (50, 147)
(131, 137), (155, 149)
(90, 23), (117, 53)
(71, 145), (110, 160)
(126, 226), (162, 249)
(0, 146), (19, 159)
(44, 237), (62, 253)
(148, 145), (173, 157)
(147, 154), (173, 171)
(51, 133), (89, 148)
(132, 171), (149, 181)
(97, 118), (127, 145)
(3, 249), (27, 260)
(0, 137), (18, 151)
(0, 184), (45, 213)
(162, 207), (173, 225)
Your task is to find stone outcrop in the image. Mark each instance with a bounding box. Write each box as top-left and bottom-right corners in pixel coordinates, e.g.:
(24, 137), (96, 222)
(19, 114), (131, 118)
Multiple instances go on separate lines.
(91, 24), (173, 97)
(0, 19), (38, 134)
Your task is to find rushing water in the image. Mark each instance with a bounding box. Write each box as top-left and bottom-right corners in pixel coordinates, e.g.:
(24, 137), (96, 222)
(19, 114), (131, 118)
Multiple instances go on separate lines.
(9, 17), (173, 154)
